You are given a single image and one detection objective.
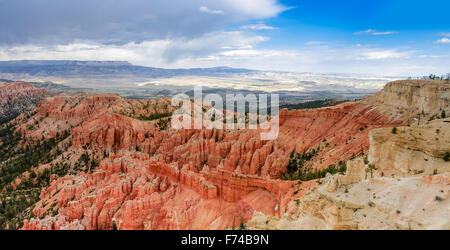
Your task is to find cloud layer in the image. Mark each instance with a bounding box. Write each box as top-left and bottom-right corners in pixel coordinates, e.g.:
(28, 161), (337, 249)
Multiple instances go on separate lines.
(2, 31), (448, 76)
(355, 29), (398, 36)
(241, 23), (277, 30)
(0, 0), (286, 45)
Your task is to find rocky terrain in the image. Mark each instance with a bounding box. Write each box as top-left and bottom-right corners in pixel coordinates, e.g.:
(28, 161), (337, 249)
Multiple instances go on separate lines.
(0, 81), (49, 123)
(248, 119), (450, 230)
(0, 79), (448, 230)
(362, 79), (450, 123)
(245, 80), (450, 230)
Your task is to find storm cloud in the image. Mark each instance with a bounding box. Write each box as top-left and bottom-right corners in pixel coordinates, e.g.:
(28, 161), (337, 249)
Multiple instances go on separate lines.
(0, 0), (286, 45)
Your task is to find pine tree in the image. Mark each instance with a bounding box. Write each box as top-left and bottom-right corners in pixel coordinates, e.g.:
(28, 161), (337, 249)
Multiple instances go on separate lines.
(392, 127), (397, 134)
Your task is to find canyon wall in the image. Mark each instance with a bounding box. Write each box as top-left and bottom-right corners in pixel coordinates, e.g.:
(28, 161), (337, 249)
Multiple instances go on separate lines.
(369, 118), (450, 177)
(0, 81), (48, 122)
(248, 119), (450, 230)
(362, 79), (450, 122)
(8, 79), (449, 230)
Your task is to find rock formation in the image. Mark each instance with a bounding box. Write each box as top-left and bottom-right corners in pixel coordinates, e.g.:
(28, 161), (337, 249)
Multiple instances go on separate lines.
(0, 79), (446, 230)
(362, 79), (450, 123)
(369, 118), (450, 177)
(248, 119), (450, 230)
(0, 81), (48, 122)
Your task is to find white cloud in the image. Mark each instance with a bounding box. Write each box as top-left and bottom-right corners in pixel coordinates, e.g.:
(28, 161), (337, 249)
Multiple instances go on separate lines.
(359, 49), (414, 60)
(1, 31), (449, 76)
(241, 23), (277, 30)
(417, 54), (442, 58)
(355, 29), (398, 35)
(436, 38), (450, 44)
(199, 6), (225, 15)
(305, 41), (327, 46)
(372, 31), (397, 35)
(0, 31), (269, 66)
(439, 32), (450, 37)
(225, 0), (290, 19)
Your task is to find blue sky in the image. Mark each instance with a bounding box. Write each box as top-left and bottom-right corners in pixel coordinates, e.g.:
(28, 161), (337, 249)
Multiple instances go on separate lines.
(263, 0), (450, 47)
(0, 0), (449, 76)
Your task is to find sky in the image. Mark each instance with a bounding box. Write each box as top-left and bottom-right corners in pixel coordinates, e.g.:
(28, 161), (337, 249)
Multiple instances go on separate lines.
(0, 0), (449, 76)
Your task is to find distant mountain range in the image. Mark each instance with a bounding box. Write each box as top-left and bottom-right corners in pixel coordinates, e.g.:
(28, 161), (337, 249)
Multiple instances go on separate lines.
(0, 60), (255, 78)
(0, 60), (402, 102)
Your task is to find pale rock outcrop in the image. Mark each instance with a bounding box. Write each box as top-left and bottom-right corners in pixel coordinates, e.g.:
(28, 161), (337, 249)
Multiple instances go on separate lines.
(362, 80), (450, 123)
(248, 120), (450, 230)
(325, 157), (366, 192)
(369, 118), (450, 177)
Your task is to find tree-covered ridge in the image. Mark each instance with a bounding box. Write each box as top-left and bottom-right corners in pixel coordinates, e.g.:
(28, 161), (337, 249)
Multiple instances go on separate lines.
(134, 112), (172, 121)
(280, 99), (348, 110)
(282, 148), (347, 181)
(115, 99), (173, 130)
(0, 122), (70, 229)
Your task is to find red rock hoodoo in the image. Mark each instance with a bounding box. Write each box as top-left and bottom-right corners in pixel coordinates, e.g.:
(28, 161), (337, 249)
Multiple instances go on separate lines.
(15, 83), (408, 230)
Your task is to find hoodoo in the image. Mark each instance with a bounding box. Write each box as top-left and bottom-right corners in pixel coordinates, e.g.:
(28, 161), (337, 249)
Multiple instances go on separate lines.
(0, 80), (448, 230)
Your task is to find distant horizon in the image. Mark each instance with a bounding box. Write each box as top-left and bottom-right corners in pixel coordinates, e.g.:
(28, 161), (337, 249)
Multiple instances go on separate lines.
(0, 59), (425, 78)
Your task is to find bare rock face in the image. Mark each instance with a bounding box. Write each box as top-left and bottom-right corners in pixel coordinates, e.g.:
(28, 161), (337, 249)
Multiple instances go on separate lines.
(362, 80), (450, 123)
(0, 81), (48, 122)
(368, 118), (450, 177)
(274, 103), (402, 172)
(248, 120), (450, 230)
(19, 96), (399, 230)
(71, 112), (157, 151)
(250, 168), (450, 229)
(325, 157), (366, 192)
(14, 79), (450, 230)
(22, 152), (289, 230)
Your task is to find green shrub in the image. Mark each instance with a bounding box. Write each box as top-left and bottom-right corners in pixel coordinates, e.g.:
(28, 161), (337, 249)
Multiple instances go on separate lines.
(444, 152), (450, 162)
(239, 219), (247, 230)
(282, 150), (347, 181)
